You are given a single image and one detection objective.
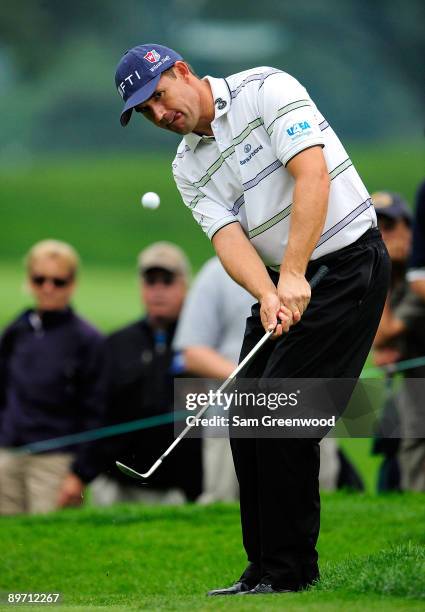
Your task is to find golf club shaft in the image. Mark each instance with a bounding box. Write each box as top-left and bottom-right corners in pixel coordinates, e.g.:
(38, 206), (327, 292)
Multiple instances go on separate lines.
(144, 333), (274, 476)
(117, 264), (328, 479)
(168, 263), (328, 449)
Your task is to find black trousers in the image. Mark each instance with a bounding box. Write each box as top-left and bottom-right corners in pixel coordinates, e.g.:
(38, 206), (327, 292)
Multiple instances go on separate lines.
(231, 228), (391, 590)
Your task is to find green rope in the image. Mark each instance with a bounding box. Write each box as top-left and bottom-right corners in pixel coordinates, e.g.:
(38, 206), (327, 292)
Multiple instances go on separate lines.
(15, 410), (188, 455)
(361, 355), (425, 378)
(12, 353), (425, 454)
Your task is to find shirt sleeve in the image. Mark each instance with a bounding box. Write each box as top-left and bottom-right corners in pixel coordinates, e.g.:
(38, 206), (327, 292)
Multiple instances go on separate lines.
(172, 164), (240, 240)
(173, 259), (223, 351)
(258, 71), (325, 167)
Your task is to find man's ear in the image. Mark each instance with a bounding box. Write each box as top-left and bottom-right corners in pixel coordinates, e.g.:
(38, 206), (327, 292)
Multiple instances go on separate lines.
(174, 61), (190, 80)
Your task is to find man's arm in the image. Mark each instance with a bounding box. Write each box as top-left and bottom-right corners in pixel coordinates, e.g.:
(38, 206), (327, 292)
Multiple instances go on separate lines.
(373, 298), (406, 348)
(212, 224), (291, 336)
(184, 346), (235, 379)
(277, 146), (330, 320)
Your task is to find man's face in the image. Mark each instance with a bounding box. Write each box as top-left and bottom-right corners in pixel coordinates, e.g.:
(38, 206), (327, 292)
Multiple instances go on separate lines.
(377, 216), (411, 263)
(134, 64), (202, 135)
(29, 256), (76, 311)
(141, 267), (186, 323)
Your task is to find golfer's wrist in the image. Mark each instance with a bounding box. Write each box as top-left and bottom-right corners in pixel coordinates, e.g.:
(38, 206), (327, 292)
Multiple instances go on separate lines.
(256, 283), (277, 303)
(279, 263), (307, 278)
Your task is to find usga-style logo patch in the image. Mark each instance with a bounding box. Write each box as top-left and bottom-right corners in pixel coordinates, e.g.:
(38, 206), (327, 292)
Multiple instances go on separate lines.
(287, 121), (311, 137)
(144, 49), (161, 63)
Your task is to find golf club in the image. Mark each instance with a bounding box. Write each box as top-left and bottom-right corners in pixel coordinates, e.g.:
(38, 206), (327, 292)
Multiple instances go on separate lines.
(116, 264), (329, 481)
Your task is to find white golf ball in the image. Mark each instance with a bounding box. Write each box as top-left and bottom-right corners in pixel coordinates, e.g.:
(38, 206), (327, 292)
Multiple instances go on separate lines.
(141, 191), (160, 210)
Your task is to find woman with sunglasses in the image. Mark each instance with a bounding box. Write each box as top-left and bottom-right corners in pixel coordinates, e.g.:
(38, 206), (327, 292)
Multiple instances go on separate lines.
(0, 239), (105, 515)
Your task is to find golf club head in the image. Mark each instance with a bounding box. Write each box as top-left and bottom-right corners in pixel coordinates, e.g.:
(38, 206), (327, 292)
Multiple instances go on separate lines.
(115, 461), (147, 482)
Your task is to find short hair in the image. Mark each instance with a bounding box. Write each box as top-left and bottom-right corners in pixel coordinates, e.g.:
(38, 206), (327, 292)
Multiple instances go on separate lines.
(164, 62), (199, 79)
(25, 239), (80, 276)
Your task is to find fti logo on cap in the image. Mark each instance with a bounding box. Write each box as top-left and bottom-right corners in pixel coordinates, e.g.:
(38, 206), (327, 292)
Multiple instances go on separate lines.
(144, 49), (161, 63)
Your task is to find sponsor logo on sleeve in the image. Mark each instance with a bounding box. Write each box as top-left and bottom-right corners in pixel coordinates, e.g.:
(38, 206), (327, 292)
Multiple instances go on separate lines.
(286, 121), (312, 140)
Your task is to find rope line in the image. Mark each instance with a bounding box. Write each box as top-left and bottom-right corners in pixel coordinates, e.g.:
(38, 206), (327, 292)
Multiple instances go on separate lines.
(10, 354), (425, 454)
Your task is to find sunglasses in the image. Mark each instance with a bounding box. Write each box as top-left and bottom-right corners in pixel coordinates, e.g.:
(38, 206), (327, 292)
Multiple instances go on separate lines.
(31, 275), (73, 288)
(142, 270), (177, 286)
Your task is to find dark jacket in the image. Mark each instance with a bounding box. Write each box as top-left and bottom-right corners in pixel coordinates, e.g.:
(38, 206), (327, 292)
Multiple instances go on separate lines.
(0, 308), (105, 462)
(72, 317), (202, 501)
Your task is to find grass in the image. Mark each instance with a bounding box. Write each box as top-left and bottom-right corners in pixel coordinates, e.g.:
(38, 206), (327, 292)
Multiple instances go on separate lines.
(0, 144), (423, 267)
(0, 495), (424, 610)
(0, 154), (215, 269)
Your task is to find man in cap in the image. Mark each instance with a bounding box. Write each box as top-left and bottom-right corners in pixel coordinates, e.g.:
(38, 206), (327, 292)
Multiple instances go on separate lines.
(371, 192), (425, 492)
(113, 44), (390, 594)
(59, 242), (202, 506)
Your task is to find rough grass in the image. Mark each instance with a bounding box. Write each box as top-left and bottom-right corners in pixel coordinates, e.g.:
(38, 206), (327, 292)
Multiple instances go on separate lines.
(0, 494), (424, 610)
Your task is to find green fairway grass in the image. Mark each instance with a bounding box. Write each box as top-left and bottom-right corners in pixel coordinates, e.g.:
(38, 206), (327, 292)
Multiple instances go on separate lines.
(0, 495), (424, 610)
(1, 144), (423, 268)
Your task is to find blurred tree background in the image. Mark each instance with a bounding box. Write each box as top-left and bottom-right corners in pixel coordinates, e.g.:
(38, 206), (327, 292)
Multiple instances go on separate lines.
(0, 0), (424, 158)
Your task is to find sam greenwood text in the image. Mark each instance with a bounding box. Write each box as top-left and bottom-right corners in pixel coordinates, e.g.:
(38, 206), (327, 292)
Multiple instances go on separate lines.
(186, 415), (336, 428)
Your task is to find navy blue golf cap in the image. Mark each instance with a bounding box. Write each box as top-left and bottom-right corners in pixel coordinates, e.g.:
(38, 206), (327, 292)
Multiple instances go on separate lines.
(115, 44), (182, 126)
(371, 191), (412, 225)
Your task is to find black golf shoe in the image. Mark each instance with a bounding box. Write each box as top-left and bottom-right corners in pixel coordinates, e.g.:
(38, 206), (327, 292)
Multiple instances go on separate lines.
(237, 582), (294, 595)
(207, 581), (253, 596)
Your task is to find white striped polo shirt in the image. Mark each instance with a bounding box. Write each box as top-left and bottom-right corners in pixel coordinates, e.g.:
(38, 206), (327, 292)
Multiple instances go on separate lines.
(172, 66), (376, 270)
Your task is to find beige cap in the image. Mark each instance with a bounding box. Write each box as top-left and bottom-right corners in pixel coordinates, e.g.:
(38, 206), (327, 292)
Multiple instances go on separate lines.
(137, 242), (191, 279)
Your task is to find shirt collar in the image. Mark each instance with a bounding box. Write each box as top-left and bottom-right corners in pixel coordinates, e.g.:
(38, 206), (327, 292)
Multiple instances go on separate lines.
(183, 76), (231, 151)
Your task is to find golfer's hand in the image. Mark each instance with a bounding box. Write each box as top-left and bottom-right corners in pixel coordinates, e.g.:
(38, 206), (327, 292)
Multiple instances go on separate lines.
(57, 473), (85, 508)
(277, 271), (311, 325)
(260, 290), (293, 338)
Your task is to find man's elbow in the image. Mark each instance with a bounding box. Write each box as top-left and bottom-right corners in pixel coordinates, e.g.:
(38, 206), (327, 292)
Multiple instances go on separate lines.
(298, 162), (330, 201)
(318, 167), (331, 198)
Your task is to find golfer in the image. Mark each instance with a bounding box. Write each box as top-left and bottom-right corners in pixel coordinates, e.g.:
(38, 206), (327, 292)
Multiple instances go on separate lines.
(114, 44), (391, 595)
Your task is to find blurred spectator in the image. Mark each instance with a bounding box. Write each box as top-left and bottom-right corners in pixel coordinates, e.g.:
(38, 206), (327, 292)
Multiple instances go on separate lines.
(173, 257), (251, 503)
(174, 257), (361, 501)
(59, 242), (202, 506)
(404, 180), (425, 490)
(371, 191), (425, 491)
(0, 240), (105, 514)
(407, 180), (425, 300)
